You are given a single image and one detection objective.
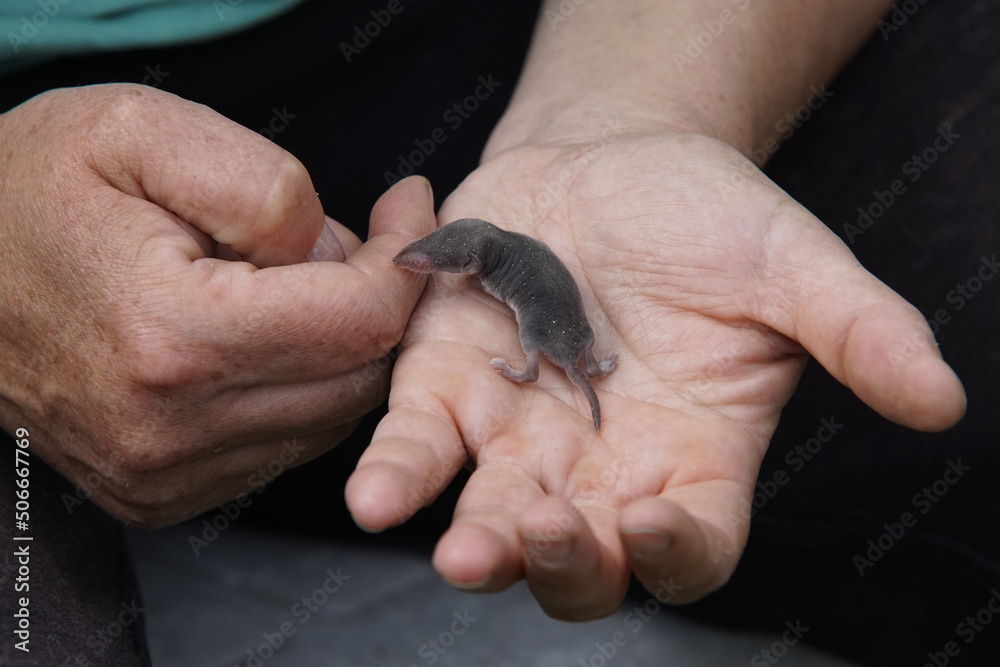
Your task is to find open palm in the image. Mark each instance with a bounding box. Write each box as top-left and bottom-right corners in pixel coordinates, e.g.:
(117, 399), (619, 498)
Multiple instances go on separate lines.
(346, 132), (965, 619)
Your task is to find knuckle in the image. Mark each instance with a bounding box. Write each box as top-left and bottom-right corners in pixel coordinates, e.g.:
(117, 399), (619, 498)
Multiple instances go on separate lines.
(89, 423), (206, 528)
(92, 83), (166, 126)
(97, 399), (194, 479)
(96, 445), (183, 527)
(110, 496), (183, 530)
(103, 494), (173, 530)
(85, 83), (162, 152)
(103, 428), (173, 478)
(361, 288), (410, 356)
(121, 315), (214, 391)
(545, 599), (621, 623)
(365, 315), (404, 359)
(255, 152), (317, 245)
(331, 290), (404, 365)
(127, 340), (197, 390)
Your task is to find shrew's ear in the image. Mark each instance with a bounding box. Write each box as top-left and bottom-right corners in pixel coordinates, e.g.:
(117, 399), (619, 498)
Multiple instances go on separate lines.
(460, 251), (482, 275)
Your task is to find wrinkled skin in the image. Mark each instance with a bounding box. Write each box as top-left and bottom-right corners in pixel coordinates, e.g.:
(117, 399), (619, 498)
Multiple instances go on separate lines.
(0, 84), (435, 527)
(346, 131), (966, 620)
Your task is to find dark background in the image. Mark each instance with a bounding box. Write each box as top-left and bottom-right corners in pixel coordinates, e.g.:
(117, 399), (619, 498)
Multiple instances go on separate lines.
(1, 0), (997, 664)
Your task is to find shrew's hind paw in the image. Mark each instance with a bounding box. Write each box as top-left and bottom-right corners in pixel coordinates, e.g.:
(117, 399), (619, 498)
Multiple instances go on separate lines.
(596, 353), (618, 376)
(491, 349), (540, 384)
(583, 349), (618, 379)
(491, 358), (532, 383)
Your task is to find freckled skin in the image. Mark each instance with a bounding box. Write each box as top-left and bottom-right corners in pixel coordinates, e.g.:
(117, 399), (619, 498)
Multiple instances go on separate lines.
(393, 218), (617, 430)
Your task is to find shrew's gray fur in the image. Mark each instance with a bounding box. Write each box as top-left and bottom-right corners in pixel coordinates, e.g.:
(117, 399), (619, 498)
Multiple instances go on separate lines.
(393, 218), (616, 430)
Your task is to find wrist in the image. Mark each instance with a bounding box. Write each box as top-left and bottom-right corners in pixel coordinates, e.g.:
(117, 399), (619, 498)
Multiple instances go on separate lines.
(484, 94), (735, 162)
(483, 0), (893, 164)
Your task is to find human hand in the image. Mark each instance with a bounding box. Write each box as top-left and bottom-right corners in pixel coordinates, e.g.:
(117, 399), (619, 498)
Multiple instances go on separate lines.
(0, 84), (435, 527)
(345, 130), (965, 619)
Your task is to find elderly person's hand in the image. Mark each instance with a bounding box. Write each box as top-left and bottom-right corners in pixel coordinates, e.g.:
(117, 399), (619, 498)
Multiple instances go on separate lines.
(346, 0), (965, 620)
(0, 84), (434, 527)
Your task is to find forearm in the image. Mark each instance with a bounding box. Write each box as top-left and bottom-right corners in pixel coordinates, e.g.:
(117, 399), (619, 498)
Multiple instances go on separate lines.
(486, 0), (894, 160)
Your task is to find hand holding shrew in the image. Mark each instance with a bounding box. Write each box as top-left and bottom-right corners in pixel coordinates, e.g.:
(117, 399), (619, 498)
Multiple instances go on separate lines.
(394, 218), (617, 430)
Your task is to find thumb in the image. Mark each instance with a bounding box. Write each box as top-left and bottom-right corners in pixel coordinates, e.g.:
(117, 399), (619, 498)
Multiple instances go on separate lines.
(342, 175), (438, 276)
(81, 83), (323, 267)
(761, 211), (966, 432)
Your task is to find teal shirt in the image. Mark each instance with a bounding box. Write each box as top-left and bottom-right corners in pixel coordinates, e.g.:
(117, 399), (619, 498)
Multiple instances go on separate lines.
(1, 0), (304, 75)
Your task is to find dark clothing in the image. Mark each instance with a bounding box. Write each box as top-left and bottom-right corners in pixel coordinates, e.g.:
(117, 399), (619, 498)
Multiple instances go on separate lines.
(1, 0), (997, 664)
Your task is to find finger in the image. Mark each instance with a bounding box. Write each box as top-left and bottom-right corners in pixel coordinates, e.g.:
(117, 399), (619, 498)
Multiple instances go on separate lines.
(432, 463), (546, 592)
(345, 402), (467, 532)
(264, 174), (435, 378)
(78, 84), (324, 267)
(89, 426), (356, 528)
(229, 174), (437, 374)
(123, 176), (436, 390)
(306, 216), (356, 262)
(220, 215), (354, 263)
(201, 360), (393, 454)
(620, 489), (743, 605)
(346, 338), (520, 531)
(760, 213), (966, 431)
(519, 497), (630, 620)
(224, 215), (357, 262)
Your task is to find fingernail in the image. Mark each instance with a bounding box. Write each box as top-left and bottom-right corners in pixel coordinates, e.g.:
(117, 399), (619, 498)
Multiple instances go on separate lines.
(306, 216), (346, 262)
(623, 528), (672, 558)
(351, 518), (384, 534)
(524, 537), (574, 567)
(444, 575), (491, 591)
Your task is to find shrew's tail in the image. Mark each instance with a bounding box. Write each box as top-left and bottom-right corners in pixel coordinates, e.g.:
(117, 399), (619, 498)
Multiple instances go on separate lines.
(564, 362), (601, 431)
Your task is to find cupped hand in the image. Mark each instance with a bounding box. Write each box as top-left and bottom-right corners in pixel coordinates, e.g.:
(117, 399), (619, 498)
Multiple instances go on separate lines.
(346, 131), (966, 619)
(0, 84), (435, 527)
